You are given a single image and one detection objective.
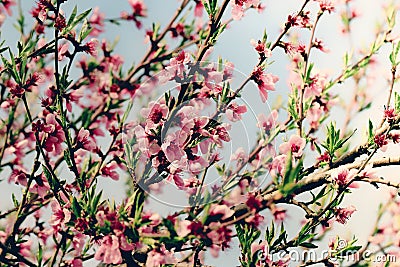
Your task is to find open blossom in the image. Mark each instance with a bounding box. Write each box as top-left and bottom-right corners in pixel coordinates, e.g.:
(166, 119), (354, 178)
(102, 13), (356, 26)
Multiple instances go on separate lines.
(250, 39), (272, 58)
(101, 162), (119, 180)
(165, 50), (190, 78)
(316, 0), (335, 13)
(161, 131), (186, 163)
(194, 0), (203, 17)
(94, 235), (122, 265)
(77, 128), (97, 151)
(72, 232), (86, 256)
(231, 0), (260, 20)
(141, 101), (169, 129)
(335, 205), (356, 224)
(128, 0), (146, 17)
(42, 114), (66, 154)
(82, 39), (98, 57)
(331, 166), (357, 187)
(231, 147), (248, 166)
(359, 164), (377, 179)
(270, 154), (287, 177)
(226, 102), (247, 121)
(374, 134), (388, 151)
(251, 66), (279, 103)
(89, 7), (105, 36)
(58, 43), (69, 61)
(8, 168), (28, 186)
(279, 135), (306, 158)
(306, 103), (323, 129)
(207, 123), (231, 147)
(146, 245), (177, 267)
(49, 200), (71, 230)
(1, 0), (15, 16)
(257, 110), (278, 134)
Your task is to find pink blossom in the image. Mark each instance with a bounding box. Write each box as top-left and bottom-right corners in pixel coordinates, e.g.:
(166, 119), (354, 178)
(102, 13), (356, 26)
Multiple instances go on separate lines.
(57, 43), (69, 61)
(384, 108), (396, 122)
(251, 67), (279, 103)
(49, 200), (71, 230)
(306, 103), (323, 129)
(18, 239), (33, 259)
(331, 166), (357, 187)
(206, 222), (233, 249)
(146, 245), (177, 267)
(8, 169), (28, 186)
(206, 123), (231, 147)
(209, 204), (234, 220)
(70, 259), (83, 267)
(128, 0), (146, 17)
(374, 134), (388, 152)
(141, 101), (169, 129)
(101, 162), (119, 180)
(72, 232), (86, 256)
(94, 235), (122, 265)
(30, 174), (50, 198)
(119, 234), (135, 251)
(77, 128), (97, 151)
(165, 50), (191, 78)
(257, 110), (278, 133)
(231, 0), (260, 20)
(43, 114), (66, 154)
(391, 130), (400, 143)
(1, 0), (15, 16)
(250, 39), (272, 58)
(359, 164), (377, 179)
(226, 102), (247, 122)
(89, 7), (105, 36)
(176, 220), (192, 237)
(270, 154), (287, 177)
(316, 0), (335, 13)
(194, 1), (203, 17)
(335, 205), (356, 224)
(279, 135), (306, 158)
(230, 147), (248, 166)
(313, 38), (329, 53)
(161, 131), (186, 163)
(272, 206), (287, 221)
(83, 39), (98, 57)
(304, 73), (327, 98)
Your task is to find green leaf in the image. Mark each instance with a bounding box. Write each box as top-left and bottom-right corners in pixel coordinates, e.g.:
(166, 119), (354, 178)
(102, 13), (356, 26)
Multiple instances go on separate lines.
(67, 6), (78, 27)
(368, 120), (374, 145)
(78, 19), (92, 42)
(395, 92), (400, 113)
(300, 242), (318, 249)
(280, 154), (302, 196)
(71, 197), (81, 217)
(64, 8), (92, 34)
(12, 193), (19, 208)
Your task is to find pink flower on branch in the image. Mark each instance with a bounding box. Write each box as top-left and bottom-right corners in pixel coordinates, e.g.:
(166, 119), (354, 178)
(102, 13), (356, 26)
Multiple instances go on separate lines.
(335, 205), (356, 224)
(331, 166), (357, 187)
(94, 235), (122, 265)
(279, 135), (306, 158)
(41, 114), (66, 155)
(251, 66), (279, 103)
(226, 102), (247, 122)
(49, 200), (71, 231)
(77, 128), (97, 152)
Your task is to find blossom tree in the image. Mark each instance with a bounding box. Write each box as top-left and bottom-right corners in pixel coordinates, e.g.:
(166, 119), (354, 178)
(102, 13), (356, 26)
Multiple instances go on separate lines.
(0, 0), (400, 266)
